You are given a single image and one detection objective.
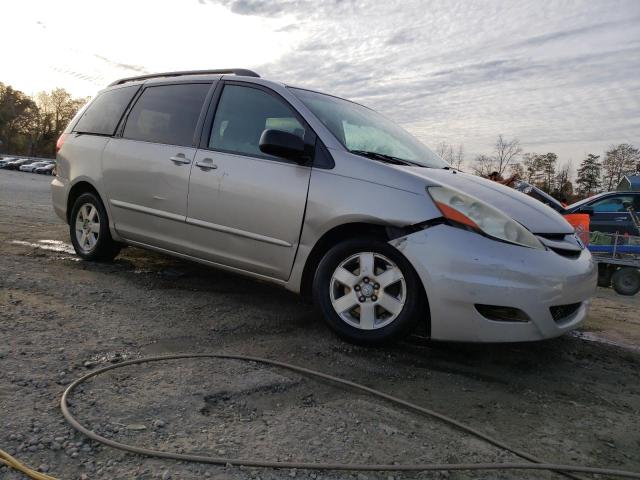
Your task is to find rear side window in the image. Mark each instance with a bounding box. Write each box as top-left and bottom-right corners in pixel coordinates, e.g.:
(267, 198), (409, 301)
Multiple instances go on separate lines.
(123, 83), (210, 147)
(74, 86), (138, 135)
(209, 85), (305, 158)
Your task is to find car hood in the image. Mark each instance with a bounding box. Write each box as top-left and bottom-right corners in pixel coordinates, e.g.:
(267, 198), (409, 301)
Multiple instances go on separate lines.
(405, 168), (574, 234)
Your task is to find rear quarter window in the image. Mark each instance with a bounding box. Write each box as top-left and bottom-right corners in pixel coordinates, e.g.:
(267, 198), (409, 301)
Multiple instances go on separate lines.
(74, 86), (139, 136)
(123, 83), (211, 147)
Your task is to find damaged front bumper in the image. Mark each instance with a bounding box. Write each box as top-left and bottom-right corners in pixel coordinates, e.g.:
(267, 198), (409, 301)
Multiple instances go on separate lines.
(392, 224), (597, 342)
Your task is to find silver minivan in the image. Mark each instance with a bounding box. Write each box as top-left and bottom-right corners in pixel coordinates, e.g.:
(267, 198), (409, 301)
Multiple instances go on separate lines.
(52, 69), (597, 344)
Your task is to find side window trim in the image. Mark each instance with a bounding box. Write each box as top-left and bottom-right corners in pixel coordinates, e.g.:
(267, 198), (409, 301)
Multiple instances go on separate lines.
(117, 81), (216, 147)
(115, 86), (146, 138)
(197, 81), (224, 149)
(200, 81), (328, 167)
(73, 84), (141, 137)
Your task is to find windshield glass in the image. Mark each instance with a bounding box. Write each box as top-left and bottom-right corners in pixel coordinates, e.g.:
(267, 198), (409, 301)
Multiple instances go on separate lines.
(290, 88), (447, 168)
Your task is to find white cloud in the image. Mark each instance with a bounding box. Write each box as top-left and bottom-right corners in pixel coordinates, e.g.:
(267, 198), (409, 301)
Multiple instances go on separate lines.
(3, 0), (298, 96)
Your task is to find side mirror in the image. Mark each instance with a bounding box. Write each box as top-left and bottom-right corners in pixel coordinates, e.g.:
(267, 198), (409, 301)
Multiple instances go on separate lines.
(577, 205), (594, 216)
(259, 129), (306, 163)
(622, 200), (633, 210)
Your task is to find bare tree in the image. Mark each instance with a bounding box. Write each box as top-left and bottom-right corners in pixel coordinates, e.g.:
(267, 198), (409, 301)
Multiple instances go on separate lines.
(509, 162), (525, 179)
(436, 141), (453, 161)
(472, 154), (494, 176)
(452, 144), (465, 170)
(601, 144), (639, 191)
(553, 160), (573, 200)
(493, 134), (522, 175)
(436, 141), (465, 170)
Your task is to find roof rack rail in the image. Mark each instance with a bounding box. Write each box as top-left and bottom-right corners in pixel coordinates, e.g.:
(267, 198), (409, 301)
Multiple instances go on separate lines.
(108, 69), (260, 86)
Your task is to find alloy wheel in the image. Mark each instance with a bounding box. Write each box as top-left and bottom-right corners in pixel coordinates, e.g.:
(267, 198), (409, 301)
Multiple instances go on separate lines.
(330, 252), (406, 330)
(74, 203), (100, 253)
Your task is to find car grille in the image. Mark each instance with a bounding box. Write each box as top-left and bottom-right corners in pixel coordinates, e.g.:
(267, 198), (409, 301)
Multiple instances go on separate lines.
(536, 234), (583, 258)
(548, 247), (581, 258)
(549, 302), (581, 324)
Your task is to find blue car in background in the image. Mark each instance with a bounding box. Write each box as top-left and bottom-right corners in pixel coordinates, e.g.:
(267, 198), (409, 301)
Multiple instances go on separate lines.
(566, 192), (640, 236)
(515, 181), (640, 236)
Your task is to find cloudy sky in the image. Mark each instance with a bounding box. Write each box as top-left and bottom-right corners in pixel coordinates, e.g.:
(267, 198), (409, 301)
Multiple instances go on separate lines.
(4, 0), (639, 169)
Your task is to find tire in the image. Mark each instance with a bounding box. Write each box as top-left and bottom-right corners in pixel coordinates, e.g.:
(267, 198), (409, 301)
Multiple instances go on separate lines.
(313, 238), (426, 344)
(69, 192), (121, 262)
(611, 267), (640, 296)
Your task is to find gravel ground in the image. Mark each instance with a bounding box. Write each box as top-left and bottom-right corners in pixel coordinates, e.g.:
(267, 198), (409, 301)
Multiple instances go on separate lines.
(1, 169), (639, 480)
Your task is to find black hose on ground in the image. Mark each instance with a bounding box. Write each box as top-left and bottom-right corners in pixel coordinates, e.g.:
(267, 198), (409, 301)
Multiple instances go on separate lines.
(60, 354), (640, 479)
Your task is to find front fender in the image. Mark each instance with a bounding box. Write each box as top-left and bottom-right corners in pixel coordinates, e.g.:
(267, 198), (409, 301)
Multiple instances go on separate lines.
(285, 168), (440, 292)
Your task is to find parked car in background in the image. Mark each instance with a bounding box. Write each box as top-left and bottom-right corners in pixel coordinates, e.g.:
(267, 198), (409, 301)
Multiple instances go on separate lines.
(515, 182), (640, 236)
(565, 192), (640, 235)
(20, 161), (50, 173)
(1, 156), (19, 167)
(5, 158), (36, 170)
(3, 158), (20, 169)
(35, 163), (56, 175)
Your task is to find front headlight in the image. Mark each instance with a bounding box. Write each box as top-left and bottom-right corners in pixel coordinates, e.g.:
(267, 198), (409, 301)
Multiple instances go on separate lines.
(427, 186), (544, 250)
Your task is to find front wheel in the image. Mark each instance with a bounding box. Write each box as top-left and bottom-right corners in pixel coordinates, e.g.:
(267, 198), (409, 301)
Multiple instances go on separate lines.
(313, 238), (426, 344)
(69, 192), (121, 262)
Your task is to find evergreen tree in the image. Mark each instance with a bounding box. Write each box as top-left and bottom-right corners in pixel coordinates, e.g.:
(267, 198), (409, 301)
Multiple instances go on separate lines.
(576, 154), (601, 196)
(522, 152), (543, 184)
(539, 153), (557, 193)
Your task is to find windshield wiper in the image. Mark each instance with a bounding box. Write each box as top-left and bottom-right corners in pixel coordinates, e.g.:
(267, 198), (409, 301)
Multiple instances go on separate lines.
(349, 150), (420, 167)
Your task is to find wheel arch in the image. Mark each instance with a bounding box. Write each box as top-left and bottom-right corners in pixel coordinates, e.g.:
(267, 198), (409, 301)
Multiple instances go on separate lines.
(66, 179), (112, 227)
(298, 221), (430, 336)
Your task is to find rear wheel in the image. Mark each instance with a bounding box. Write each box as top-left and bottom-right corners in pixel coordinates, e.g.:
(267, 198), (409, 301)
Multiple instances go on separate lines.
(69, 192), (121, 262)
(611, 267), (640, 296)
(313, 238), (426, 344)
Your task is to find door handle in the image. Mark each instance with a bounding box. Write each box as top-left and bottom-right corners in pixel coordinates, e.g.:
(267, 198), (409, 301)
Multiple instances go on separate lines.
(169, 155), (191, 165)
(195, 158), (218, 170)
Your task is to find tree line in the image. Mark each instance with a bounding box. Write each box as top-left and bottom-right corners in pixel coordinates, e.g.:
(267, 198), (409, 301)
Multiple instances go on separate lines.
(0, 82), (87, 158)
(437, 135), (640, 202)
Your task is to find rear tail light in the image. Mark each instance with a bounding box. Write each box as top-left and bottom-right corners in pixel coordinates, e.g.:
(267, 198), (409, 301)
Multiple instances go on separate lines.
(56, 133), (68, 153)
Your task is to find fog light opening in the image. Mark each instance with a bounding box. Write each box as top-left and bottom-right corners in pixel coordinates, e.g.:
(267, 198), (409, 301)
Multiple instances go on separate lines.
(475, 304), (531, 323)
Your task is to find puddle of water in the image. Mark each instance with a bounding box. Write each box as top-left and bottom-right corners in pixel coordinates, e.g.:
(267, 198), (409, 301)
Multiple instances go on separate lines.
(10, 239), (76, 255)
(570, 330), (639, 352)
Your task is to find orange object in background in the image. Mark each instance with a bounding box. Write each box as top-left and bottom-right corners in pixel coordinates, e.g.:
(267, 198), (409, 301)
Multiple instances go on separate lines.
(564, 213), (590, 245)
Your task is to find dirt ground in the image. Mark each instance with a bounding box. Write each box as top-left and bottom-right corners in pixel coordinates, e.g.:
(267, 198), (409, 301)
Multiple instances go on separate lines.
(1, 169), (639, 480)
